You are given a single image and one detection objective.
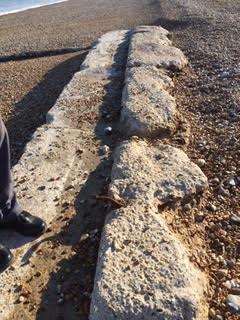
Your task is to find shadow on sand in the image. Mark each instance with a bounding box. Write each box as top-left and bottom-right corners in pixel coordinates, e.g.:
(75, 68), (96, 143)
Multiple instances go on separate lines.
(5, 51), (88, 165)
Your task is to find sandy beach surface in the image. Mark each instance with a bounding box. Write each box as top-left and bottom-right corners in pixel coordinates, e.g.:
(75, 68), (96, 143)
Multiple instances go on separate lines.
(0, 0), (239, 319)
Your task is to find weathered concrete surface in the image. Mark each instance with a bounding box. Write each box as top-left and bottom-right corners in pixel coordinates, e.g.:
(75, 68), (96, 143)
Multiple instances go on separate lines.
(81, 30), (130, 75)
(1, 126), (85, 250)
(47, 30), (130, 129)
(89, 27), (208, 320)
(120, 26), (188, 137)
(90, 203), (208, 320)
(90, 139), (209, 319)
(109, 139), (208, 206)
(0, 29), (129, 319)
(120, 66), (177, 137)
(12, 126), (84, 225)
(0, 125), (87, 317)
(127, 26), (188, 70)
(47, 71), (110, 129)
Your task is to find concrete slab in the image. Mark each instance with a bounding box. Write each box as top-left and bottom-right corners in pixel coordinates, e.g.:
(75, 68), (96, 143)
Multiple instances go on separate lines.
(47, 30), (130, 129)
(109, 139), (208, 206)
(0, 125), (86, 317)
(120, 66), (176, 137)
(127, 26), (188, 70)
(81, 30), (130, 73)
(90, 203), (208, 320)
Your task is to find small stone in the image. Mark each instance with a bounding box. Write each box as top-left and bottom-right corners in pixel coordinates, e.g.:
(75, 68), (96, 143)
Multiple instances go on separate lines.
(230, 214), (240, 226)
(57, 298), (64, 305)
(224, 280), (240, 294)
(99, 145), (110, 155)
(81, 233), (89, 241)
(37, 185), (46, 191)
(217, 269), (228, 277)
(19, 296), (25, 303)
(104, 126), (113, 135)
(219, 70), (230, 78)
(197, 158), (206, 167)
(228, 178), (236, 187)
(183, 203), (191, 211)
(47, 177), (55, 182)
(226, 294), (240, 314)
(195, 213), (205, 223)
(211, 177), (220, 184)
(207, 204), (217, 212)
(218, 186), (230, 196)
(209, 308), (216, 317)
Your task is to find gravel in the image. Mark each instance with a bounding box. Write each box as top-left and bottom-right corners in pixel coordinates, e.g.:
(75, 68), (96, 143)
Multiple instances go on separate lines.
(157, 1), (240, 319)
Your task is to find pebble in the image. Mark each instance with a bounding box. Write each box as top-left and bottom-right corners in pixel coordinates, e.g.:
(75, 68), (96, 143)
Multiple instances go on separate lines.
(80, 233), (89, 241)
(207, 204), (217, 212)
(104, 126), (113, 135)
(99, 145), (110, 155)
(217, 269), (228, 277)
(183, 203), (191, 211)
(230, 214), (240, 226)
(224, 280), (240, 294)
(211, 177), (220, 184)
(197, 158), (206, 166)
(57, 298), (64, 305)
(195, 213), (205, 222)
(227, 178), (236, 187)
(209, 308), (216, 317)
(218, 186), (230, 196)
(226, 294), (240, 314)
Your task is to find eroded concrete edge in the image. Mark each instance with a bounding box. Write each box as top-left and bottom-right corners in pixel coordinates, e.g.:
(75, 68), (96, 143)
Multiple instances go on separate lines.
(90, 26), (209, 319)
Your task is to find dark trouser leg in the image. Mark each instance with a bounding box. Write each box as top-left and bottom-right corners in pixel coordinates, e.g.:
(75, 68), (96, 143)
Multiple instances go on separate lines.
(0, 118), (21, 219)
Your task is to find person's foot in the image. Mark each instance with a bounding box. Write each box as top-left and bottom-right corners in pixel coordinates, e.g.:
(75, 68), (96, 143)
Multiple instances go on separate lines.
(0, 244), (13, 273)
(0, 211), (46, 237)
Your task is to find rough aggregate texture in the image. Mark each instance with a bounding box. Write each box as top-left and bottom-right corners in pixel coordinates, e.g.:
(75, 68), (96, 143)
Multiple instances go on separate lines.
(0, 26), (129, 319)
(120, 26), (188, 137)
(81, 30), (129, 75)
(127, 26), (188, 70)
(109, 139), (208, 206)
(90, 204), (208, 320)
(47, 30), (130, 129)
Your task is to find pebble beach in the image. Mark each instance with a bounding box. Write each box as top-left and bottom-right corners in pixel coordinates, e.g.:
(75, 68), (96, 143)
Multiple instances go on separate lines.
(0, 0), (239, 319)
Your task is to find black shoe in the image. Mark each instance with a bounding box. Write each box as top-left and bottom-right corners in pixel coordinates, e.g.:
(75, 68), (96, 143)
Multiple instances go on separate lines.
(0, 244), (13, 273)
(0, 211), (46, 237)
